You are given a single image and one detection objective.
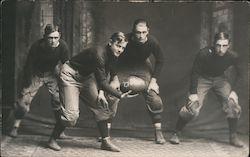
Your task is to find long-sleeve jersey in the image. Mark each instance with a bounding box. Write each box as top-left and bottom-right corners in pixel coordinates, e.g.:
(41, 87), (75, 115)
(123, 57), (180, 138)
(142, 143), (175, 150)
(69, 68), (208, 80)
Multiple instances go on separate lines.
(118, 33), (164, 79)
(69, 46), (121, 98)
(190, 47), (241, 94)
(25, 38), (69, 75)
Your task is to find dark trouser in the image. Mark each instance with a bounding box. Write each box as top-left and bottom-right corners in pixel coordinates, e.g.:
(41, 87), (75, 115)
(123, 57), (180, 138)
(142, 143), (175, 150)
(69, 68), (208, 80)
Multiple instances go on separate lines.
(116, 60), (164, 124)
(108, 87), (163, 124)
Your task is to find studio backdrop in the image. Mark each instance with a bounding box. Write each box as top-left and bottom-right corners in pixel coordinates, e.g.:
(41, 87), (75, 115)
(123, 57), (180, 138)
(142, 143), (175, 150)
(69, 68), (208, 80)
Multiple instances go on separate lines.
(7, 1), (249, 134)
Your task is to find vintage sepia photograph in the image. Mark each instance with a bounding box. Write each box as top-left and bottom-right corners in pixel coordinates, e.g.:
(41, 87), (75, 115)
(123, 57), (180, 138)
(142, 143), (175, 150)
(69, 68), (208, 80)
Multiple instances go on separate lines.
(1, 0), (249, 157)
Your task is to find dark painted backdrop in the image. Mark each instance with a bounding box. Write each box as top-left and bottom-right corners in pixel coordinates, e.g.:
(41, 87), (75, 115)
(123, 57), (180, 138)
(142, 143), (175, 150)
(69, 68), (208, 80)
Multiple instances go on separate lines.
(7, 2), (249, 134)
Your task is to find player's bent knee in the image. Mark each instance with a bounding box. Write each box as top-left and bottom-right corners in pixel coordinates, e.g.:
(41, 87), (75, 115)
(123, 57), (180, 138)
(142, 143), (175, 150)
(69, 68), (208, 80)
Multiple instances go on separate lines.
(61, 112), (79, 127)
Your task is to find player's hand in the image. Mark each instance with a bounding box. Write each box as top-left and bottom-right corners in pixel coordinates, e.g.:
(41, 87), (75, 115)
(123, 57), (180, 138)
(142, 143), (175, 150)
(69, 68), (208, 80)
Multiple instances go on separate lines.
(188, 94), (199, 102)
(147, 78), (159, 94)
(97, 90), (109, 109)
(121, 90), (133, 98)
(228, 91), (238, 104)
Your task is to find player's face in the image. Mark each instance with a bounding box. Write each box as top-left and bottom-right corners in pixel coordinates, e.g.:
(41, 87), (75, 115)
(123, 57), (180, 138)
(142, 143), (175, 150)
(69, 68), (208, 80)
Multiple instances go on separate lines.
(47, 31), (60, 48)
(215, 39), (230, 56)
(109, 41), (128, 57)
(134, 23), (149, 43)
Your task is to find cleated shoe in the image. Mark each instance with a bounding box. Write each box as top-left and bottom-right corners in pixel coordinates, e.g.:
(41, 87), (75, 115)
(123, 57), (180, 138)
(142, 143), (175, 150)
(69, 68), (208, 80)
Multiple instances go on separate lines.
(47, 138), (61, 151)
(9, 127), (18, 138)
(169, 133), (180, 144)
(229, 133), (244, 147)
(97, 136), (102, 142)
(155, 129), (166, 144)
(58, 132), (71, 139)
(101, 137), (121, 152)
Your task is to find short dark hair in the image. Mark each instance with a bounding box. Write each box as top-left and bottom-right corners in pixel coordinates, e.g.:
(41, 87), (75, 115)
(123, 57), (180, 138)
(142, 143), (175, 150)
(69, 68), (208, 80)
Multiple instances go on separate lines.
(132, 18), (149, 32)
(214, 32), (230, 44)
(44, 24), (60, 37)
(110, 32), (128, 44)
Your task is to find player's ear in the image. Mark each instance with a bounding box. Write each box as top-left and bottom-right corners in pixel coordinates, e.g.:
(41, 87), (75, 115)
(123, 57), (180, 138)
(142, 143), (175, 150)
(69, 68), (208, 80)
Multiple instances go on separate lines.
(108, 39), (113, 46)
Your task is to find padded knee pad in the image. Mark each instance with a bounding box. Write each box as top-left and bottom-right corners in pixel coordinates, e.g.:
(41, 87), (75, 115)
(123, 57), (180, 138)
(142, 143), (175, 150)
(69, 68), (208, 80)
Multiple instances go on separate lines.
(120, 76), (147, 95)
(145, 91), (163, 113)
(224, 98), (241, 119)
(179, 101), (200, 121)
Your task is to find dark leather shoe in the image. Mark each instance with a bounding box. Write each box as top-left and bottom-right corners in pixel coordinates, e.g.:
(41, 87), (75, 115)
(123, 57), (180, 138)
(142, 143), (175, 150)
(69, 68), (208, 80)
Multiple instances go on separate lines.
(101, 137), (120, 152)
(155, 129), (166, 144)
